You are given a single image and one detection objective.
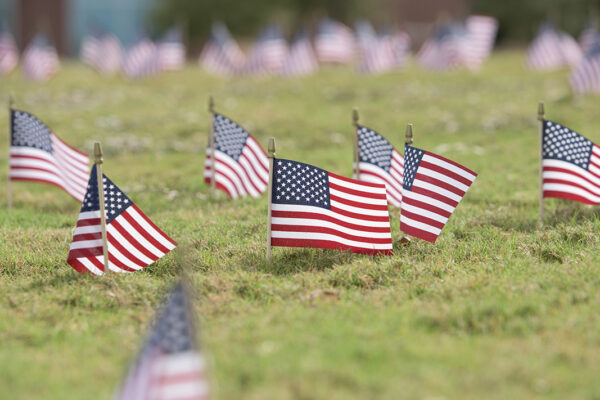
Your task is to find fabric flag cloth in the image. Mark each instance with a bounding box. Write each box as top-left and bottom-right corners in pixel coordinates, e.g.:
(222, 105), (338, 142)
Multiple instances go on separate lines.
(355, 22), (395, 74)
(315, 19), (355, 64)
(542, 120), (600, 204)
(355, 125), (404, 207)
(81, 32), (123, 75)
(0, 25), (19, 76)
(417, 22), (465, 70)
(204, 113), (269, 198)
(157, 27), (186, 71)
(270, 158), (393, 255)
(569, 38), (600, 94)
(115, 282), (209, 400)
(280, 28), (319, 77)
(10, 109), (89, 202)
(526, 23), (582, 70)
(199, 22), (244, 76)
(241, 25), (288, 76)
(462, 15), (498, 70)
(401, 145), (477, 243)
(67, 165), (177, 275)
(80, 33), (100, 67)
(22, 33), (60, 81)
(389, 31), (411, 68)
(579, 24), (599, 54)
(123, 38), (160, 79)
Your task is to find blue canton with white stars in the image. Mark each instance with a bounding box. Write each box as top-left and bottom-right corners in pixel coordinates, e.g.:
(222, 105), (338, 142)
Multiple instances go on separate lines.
(80, 165), (133, 223)
(11, 110), (53, 154)
(357, 125), (394, 172)
(402, 145), (425, 190)
(142, 283), (196, 355)
(213, 113), (249, 161)
(543, 120), (593, 170)
(272, 158), (331, 210)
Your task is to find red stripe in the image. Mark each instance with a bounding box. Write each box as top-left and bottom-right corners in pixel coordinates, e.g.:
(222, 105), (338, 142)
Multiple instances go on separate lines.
(214, 156), (250, 196)
(425, 152), (477, 177)
(543, 178), (600, 199)
(9, 154), (52, 163)
(329, 180), (388, 201)
(414, 172), (467, 197)
(107, 232), (148, 268)
(240, 152), (267, 187)
(271, 237), (392, 255)
(107, 250), (139, 272)
(67, 247), (103, 260)
(76, 218), (100, 227)
(402, 196), (452, 218)
(400, 222), (438, 243)
(328, 171), (386, 189)
(418, 160), (474, 187)
(67, 258), (88, 274)
(357, 170), (402, 205)
(329, 193), (388, 211)
(246, 136), (269, 171)
(110, 218), (160, 261)
(329, 204), (391, 222)
(409, 186), (459, 208)
(203, 176), (236, 198)
(10, 165), (55, 174)
(129, 205), (177, 247)
(543, 190), (599, 205)
(9, 176), (82, 202)
(543, 166), (600, 190)
(72, 232), (102, 242)
(271, 224), (392, 244)
(119, 210), (171, 255)
(400, 209), (445, 230)
(51, 133), (89, 157)
(272, 210), (391, 233)
(237, 152), (263, 194)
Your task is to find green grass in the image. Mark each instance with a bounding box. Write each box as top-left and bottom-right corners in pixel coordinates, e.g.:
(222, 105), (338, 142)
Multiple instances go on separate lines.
(1, 51), (600, 399)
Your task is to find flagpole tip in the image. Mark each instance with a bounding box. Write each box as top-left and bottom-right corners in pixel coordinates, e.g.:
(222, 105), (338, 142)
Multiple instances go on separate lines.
(268, 138), (276, 158)
(208, 96), (214, 113)
(405, 124), (413, 145)
(537, 102), (544, 121)
(352, 108), (359, 126)
(94, 142), (103, 164)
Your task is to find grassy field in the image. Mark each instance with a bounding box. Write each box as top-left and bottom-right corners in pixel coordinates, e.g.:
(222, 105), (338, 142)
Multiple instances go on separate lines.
(1, 50), (600, 400)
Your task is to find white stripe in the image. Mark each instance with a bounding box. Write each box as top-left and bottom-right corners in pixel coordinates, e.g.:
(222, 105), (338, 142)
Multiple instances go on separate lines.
(106, 242), (146, 270)
(126, 207), (177, 250)
(543, 183), (600, 203)
(271, 231), (392, 250)
(78, 257), (104, 275)
(417, 166), (470, 192)
(400, 214), (442, 235)
(112, 214), (167, 258)
(271, 203), (390, 228)
(329, 186), (387, 206)
(272, 217), (392, 239)
(402, 202), (448, 224)
(330, 198), (389, 217)
(543, 170), (600, 195)
(73, 225), (101, 235)
(107, 224), (155, 265)
(51, 134), (89, 164)
(412, 179), (463, 203)
(328, 175), (386, 195)
(422, 154), (476, 182)
(544, 159), (600, 187)
(69, 239), (103, 250)
(246, 137), (270, 170)
(78, 210), (100, 220)
(215, 150), (260, 197)
(403, 189), (456, 214)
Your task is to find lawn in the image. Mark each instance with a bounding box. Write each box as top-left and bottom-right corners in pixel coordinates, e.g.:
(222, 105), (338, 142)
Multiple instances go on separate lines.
(1, 50), (600, 400)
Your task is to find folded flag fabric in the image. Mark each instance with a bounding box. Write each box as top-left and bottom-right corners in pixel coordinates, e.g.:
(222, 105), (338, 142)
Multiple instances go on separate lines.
(542, 120), (600, 204)
(355, 125), (403, 207)
(116, 282), (208, 400)
(67, 165), (177, 275)
(401, 145), (477, 243)
(204, 113), (269, 198)
(22, 33), (59, 81)
(10, 109), (89, 202)
(270, 158), (393, 255)
(0, 25), (18, 76)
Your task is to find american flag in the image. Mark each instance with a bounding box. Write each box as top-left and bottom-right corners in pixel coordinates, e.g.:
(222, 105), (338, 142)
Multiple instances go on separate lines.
(579, 23), (598, 54)
(0, 24), (18, 76)
(67, 165), (177, 275)
(116, 282), (208, 400)
(280, 28), (319, 77)
(526, 23), (581, 70)
(241, 25), (288, 76)
(569, 38), (600, 94)
(417, 22), (465, 71)
(199, 22), (244, 76)
(462, 15), (498, 70)
(355, 22), (394, 74)
(315, 19), (355, 64)
(401, 145), (477, 243)
(204, 113), (269, 198)
(158, 27), (186, 71)
(542, 120), (600, 204)
(10, 109), (89, 202)
(356, 125), (404, 207)
(270, 158), (393, 255)
(389, 30), (411, 68)
(123, 38), (160, 79)
(80, 32), (123, 75)
(558, 32), (583, 68)
(22, 33), (60, 81)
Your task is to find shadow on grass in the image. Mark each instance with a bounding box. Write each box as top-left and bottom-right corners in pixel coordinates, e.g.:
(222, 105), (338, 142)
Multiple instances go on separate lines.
(257, 247), (359, 275)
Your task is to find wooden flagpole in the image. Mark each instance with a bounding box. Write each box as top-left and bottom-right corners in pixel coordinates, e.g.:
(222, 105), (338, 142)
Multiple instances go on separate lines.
(208, 96), (216, 195)
(266, 138), (275, 261)
(352, 108), (359, 180)
(94, 142), (110, 275)
(400, 123), (414, 245)
(7, 95), (13, 208)
(538, 101), (545, 226)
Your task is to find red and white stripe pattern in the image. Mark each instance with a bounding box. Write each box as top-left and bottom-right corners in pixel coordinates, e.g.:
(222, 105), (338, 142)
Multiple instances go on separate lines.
(67, 166), (177, 275)
(123, 38), (160, 79)
(10, 109), (89, 202)
(401, 145), (477, 243)
(204, 113), (269, 198)
(315, 19), (355, 64)
(270, 158), (393, 255)
(542, 120), (600, 204)
(81, 33), (123, 75)
(22, 33), (59, 81)
(569, 40), (600, 94)
(462, 15), (498, 70)
(355, 125), (403, 207)
(417, 24), (464, 71)
(158, 27), (186, 71)
(579, 25), (598, 54)
(116, 282), (208, 400)
(0, 28), (19, 76)
(280, 29), (319, 77)
(199, 22), (244, 76)
(526, 24), (576, 70)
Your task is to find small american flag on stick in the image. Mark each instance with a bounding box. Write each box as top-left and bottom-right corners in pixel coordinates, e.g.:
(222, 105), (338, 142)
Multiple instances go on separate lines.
(401, 145), (477, 243)
(10, 109), (89, 202)
(116, 282), (209, 400)
(67, 163), (176, 275)
(204, 112), (269, 199)
(269, 157), (393, 255)
(542, 120), (600, 205)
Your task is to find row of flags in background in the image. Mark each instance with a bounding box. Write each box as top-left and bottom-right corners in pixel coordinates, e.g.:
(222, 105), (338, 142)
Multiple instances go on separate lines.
(527, 21), (600, 93)
(0, 29), (59, 81)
